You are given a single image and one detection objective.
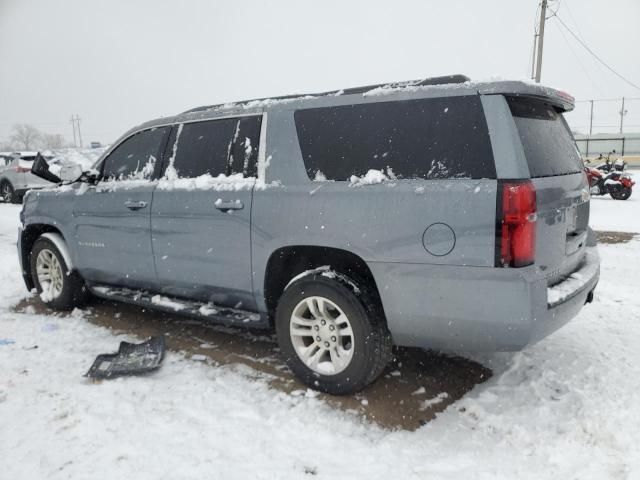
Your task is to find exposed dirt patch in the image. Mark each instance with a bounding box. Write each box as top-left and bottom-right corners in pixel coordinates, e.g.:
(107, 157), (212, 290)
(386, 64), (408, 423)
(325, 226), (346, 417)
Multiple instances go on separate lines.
(596, 230), (637, 244)
(13, 297), (491, 431)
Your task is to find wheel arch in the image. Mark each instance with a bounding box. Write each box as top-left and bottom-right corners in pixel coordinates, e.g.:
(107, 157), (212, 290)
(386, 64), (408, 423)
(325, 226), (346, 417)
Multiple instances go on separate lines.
(20, 224), (72, 290)
(262, 245), (385, 323)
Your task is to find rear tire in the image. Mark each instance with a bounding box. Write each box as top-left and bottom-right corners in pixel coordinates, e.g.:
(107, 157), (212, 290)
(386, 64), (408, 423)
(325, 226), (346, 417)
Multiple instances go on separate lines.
(275, 273), (392, 395)
(29, 237), (90, 310)
(610, 187), (632, 200)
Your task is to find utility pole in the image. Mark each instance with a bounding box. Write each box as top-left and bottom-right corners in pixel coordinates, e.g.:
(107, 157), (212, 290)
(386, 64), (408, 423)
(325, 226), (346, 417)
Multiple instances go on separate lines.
(70, 115), (83, 148)
(76, 115), (83, 149)
(533, 0), (548, 83)
(589, 100), (594, 135)
(70, 115), (77, 147)
(619, 97), (627, 134)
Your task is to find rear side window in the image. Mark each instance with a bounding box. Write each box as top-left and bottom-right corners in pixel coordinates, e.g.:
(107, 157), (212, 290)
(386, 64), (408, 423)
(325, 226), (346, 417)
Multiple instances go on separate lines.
(102, 127), (168, 181)
(166, 116), (262, 178)
(294, 96), (495, 180)
(507, 97), (582, 178)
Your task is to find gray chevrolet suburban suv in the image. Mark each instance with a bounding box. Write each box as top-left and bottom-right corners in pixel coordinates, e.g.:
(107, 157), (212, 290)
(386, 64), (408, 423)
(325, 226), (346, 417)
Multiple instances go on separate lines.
(19, 75), (599, 394)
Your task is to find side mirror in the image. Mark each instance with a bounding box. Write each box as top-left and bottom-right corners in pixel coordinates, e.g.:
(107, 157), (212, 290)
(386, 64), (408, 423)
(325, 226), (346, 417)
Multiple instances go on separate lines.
(31, 152), (61, 184)
(60, 163), (83, 182)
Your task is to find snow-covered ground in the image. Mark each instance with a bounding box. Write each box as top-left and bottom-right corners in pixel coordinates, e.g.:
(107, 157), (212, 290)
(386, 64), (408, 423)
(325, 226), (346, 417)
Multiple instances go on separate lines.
(1, 200), (640, 479)
(590, 194), (640, 233)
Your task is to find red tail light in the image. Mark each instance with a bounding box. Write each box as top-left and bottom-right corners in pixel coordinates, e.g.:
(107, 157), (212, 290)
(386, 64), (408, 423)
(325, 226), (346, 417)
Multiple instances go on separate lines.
(15, 166), (31, 173)
(496, 181), (536, 267)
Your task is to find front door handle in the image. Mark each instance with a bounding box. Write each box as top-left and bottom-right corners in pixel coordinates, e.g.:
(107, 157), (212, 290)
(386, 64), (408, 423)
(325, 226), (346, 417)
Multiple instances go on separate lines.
(124, 200), (148, 211)
(214, 199), (244, 211)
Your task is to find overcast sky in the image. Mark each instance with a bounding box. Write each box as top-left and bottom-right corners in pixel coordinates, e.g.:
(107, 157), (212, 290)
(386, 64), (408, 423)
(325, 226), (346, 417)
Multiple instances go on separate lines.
(1, 0), (639, 146)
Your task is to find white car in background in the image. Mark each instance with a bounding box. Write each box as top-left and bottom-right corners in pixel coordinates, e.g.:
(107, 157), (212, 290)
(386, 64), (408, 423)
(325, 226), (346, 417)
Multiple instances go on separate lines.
(0, 152), (56, 203)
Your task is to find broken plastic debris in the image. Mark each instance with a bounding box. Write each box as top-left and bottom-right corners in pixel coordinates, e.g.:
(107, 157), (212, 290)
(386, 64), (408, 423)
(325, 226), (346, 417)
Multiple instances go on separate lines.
(85, 336), (166, 379)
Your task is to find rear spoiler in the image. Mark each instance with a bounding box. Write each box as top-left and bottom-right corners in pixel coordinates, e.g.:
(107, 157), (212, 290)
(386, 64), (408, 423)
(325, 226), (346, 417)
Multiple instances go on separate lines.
(477, 81), (575, 112)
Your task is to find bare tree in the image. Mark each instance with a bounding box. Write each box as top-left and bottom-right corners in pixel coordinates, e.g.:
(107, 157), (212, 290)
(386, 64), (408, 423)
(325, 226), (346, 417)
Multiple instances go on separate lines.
(0, 141), (16, 151)
(10, 124), (42, 150)
(42, 133), (66, 149)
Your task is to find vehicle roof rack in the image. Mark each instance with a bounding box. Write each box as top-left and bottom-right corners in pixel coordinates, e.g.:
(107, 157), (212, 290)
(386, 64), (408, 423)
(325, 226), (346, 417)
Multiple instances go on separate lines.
(181, 74), (470, 114)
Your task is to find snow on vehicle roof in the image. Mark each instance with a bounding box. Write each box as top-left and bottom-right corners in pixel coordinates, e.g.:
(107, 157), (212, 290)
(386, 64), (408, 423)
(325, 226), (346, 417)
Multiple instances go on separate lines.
(115, 75), (573, 157)
(176, 74), (573, 118)
(180, 74), (471, 115)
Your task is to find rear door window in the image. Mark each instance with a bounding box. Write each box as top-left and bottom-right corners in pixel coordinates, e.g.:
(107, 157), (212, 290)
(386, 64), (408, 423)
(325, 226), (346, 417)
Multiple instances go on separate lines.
(168, 119), (237, 178)
(165, 116), (262, 179)
(507, 97), (583, 178)
(102, 127), (169, 181)
(294, 96), (495, 180)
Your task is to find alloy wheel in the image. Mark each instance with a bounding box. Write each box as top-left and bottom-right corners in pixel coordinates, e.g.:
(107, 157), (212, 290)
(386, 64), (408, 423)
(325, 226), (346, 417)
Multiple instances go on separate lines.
(36, 248), (64, 300)
(1, 183), (12, 202)
(289, 296), (355, 375)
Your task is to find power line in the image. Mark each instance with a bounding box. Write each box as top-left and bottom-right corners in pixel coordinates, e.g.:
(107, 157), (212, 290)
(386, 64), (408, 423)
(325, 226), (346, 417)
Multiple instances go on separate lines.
(552, 13), (640, 91)
(546, 0), (561, 19)
(562, 0), (587, 45)
(551, 20), (604, 96)
(560, 0), (612, 82)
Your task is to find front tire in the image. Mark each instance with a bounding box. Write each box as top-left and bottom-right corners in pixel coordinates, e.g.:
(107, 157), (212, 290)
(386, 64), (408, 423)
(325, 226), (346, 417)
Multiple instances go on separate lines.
(275, 273), (392, 395)
(30, 237), (89, 310)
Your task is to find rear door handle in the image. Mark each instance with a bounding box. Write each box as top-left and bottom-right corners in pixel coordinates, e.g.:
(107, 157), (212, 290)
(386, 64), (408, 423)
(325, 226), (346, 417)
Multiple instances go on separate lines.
(214, 199), (244, 211)
(124, 200), (148, 211)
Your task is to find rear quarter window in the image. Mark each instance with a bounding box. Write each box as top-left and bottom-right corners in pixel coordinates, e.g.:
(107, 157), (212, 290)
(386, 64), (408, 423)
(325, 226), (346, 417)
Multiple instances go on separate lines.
(507, 96), (583, 178)
(294, 95), (495, 181)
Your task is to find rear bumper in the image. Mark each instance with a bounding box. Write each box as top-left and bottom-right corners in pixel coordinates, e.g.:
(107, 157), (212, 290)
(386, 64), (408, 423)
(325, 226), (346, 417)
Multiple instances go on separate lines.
(529, 246), (599, 343)
(368, 245), (600, 352)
